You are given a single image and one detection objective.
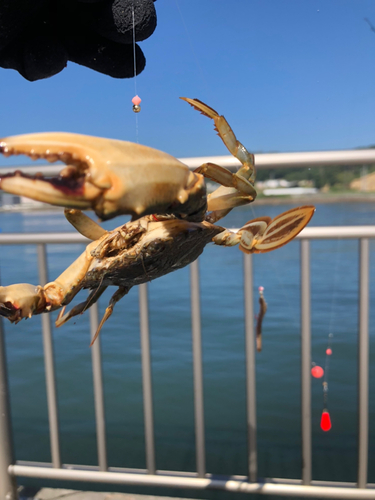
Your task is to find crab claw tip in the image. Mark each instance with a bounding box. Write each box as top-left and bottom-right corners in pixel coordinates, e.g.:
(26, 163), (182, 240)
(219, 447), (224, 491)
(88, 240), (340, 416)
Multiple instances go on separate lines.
(0, 284), (43, 322)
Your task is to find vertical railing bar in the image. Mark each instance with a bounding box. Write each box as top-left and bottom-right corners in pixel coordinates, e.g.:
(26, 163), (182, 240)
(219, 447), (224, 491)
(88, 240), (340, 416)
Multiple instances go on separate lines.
(89, 303), (108, 471)
(358, 238), (369, 488)
(139, 283), (156, 474)
(243, 253), (257, 482)
(300, 239), (312, 485)
(0, 314), (18, 500)
(37, 244), (61, 469)
(190, 259), (206, 478)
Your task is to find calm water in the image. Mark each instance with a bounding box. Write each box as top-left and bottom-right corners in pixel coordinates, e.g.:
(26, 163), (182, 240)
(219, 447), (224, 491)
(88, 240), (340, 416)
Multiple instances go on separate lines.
(2, 202), (375, 499)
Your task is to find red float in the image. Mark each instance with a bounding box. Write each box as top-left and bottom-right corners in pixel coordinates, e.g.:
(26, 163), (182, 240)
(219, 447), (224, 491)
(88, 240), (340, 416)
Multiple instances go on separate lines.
(320, 410), (332, 431)
(311, 365), (324, 378)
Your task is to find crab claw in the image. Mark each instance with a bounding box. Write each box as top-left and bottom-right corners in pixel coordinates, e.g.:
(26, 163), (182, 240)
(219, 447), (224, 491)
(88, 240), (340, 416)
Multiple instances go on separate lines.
(0, 132), (205, 221)
(0, 284), (46, 323)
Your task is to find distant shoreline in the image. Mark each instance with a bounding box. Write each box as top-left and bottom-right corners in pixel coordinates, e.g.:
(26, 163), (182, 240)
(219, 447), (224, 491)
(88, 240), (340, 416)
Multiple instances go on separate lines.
(254, 192), (375, 205)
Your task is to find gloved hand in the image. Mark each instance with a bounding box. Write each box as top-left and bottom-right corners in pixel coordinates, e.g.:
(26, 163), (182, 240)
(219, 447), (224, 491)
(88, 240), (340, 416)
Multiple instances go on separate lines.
(0, 0), (157, 81)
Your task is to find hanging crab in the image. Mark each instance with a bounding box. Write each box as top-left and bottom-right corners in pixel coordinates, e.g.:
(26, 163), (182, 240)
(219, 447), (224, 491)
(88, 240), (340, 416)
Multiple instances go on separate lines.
(0, 98), (315, 342)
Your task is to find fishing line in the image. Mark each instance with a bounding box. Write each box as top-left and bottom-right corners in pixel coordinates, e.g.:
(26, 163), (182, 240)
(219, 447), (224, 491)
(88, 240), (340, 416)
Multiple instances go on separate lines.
(311, 211), (345, 432)
(132, 4), (137, 98)
(131, 2), (141, 143)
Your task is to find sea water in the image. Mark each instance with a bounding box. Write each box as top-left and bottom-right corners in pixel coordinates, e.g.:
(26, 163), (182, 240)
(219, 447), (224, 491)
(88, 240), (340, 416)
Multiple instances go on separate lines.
(2, 202), (375, 498)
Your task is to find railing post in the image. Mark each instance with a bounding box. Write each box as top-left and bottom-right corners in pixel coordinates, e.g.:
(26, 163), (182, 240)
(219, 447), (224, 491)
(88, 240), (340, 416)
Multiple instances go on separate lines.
(0, 317), (18, 500)
(358, 238), (369, 488)
(37, 244), (61, 468)
(139, 283), (156, 474)
(89, 304), (108, 471)
(243, 253), (257, 482)
(190, 259), (206, 478)
(300, 239), (312, 484)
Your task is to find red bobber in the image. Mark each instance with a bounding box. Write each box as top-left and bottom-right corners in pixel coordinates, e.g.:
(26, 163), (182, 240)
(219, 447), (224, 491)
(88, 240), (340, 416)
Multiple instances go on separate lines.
(311, 365), (324, 378)
(326, 348), (332, 355)
(320, 410), (332, 431)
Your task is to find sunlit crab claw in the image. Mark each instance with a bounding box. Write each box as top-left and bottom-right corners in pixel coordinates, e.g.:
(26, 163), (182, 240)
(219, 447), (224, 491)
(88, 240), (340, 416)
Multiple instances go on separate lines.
(0, 284), (47, 322)
(0, 233), (102, 326)
(0, 132), (207, 221)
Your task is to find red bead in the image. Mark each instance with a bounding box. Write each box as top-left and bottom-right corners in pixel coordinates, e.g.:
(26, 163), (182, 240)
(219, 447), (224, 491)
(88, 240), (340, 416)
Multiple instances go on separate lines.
(320, 410), (332, 431)
(132, 95), (141, 106)
(311, 365), (324, 378)
(326, 348), (332, 355)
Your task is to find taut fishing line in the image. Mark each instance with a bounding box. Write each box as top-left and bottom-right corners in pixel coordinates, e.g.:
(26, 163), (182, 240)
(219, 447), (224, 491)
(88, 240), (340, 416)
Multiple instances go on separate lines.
(311, 215), (345, 432)
(131, 2), (141, 143)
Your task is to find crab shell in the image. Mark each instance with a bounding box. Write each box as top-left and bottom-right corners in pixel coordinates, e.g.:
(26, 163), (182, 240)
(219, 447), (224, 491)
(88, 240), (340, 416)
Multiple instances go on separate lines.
(75, 216), (224, 293)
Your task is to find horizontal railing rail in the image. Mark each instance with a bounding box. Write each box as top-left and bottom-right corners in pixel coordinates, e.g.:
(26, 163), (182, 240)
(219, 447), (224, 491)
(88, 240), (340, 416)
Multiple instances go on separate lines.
(0, 225), (374, 245)
(0, 148), (374, 178)
(0, 224), (373, 499)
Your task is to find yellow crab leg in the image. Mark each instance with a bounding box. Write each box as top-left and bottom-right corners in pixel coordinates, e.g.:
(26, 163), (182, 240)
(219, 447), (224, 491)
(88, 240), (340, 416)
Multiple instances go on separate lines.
(180, 98), (255, 181)
(64, 209), (108, 240)
(90, 286), (130, 346)
(181, 98), (257, 214)
(0, 239), (99, 323)
(55, 285), (108, 327)
(195, 163), (256, 213)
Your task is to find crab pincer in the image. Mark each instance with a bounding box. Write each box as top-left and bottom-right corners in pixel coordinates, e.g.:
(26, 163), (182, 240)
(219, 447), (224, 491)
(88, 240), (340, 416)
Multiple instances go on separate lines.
(0, 132), (207, 222)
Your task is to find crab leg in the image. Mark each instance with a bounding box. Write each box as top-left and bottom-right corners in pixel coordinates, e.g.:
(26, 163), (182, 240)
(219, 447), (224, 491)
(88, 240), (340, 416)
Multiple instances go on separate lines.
(90, 286), (130, 346)
(195, 163), (257, 214)
(181, 98), (258, 215)
(55, 284), (108, 327)
(64, 209), (107, 240)
(181, 98), (255, 181)
(213, 206), (315, 253)
(0, 238), (99, 323)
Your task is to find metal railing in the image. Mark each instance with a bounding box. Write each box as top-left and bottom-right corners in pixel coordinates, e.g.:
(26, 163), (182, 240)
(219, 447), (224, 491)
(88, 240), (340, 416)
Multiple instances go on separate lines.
(0, 148), (374, 177)
(0, 147), (374, 499)
(0, 226), (373, 500)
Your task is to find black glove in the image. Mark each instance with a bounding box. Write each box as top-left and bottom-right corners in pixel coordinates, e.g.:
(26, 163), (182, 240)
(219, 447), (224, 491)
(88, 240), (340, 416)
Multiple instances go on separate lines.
(0, 0), (157, 81)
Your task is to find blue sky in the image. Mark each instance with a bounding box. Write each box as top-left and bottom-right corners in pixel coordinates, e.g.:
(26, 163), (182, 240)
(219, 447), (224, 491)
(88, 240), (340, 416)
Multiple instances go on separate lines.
(0, 0), (374, 166)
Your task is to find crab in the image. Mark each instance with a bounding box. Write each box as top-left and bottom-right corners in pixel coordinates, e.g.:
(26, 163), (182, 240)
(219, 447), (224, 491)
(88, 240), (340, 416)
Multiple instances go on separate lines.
(0, 98), (315, 343)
